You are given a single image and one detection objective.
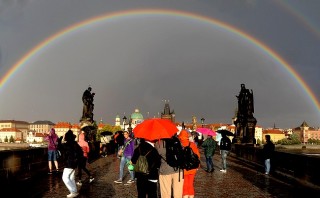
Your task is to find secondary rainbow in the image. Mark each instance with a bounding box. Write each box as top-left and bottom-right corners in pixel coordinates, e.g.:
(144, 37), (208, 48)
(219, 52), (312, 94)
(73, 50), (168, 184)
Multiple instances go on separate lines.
(1, 8), (319, 113)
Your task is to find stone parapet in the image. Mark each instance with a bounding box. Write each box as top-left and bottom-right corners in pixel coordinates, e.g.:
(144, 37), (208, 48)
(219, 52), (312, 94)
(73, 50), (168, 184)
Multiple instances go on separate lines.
(232, 144), (320, 189)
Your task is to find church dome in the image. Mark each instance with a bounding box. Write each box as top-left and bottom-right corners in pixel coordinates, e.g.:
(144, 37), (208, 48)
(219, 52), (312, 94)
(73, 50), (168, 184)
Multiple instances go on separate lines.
(131, 109), (144, 120)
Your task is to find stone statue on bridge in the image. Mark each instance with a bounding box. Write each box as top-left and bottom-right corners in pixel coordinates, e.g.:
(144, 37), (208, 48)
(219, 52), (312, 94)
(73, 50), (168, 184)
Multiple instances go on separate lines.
(234, 84), (257, 144)
(81, 86), (95, 122)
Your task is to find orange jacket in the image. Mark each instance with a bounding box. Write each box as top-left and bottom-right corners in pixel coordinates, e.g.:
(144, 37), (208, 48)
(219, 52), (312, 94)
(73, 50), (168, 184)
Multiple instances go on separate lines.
(178, 130), (200, 175)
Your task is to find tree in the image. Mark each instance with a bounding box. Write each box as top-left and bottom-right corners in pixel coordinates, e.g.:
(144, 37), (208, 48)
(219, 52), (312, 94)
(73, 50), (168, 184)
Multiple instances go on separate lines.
(9, 135), (14, 143)
(277, 133), (301, 145)
(4, 136), (8, 143)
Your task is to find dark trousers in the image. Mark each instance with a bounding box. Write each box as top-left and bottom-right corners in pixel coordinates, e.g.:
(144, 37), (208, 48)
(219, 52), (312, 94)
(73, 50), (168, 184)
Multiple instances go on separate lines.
(136, 176), (158, 198)
(205, 156), (214, 171)
(78, 157), (91, 180)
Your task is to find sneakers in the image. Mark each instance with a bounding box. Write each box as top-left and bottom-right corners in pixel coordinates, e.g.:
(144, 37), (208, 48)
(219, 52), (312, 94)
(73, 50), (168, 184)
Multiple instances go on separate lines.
(220, 169), (227, 173)
(265, 172), (269, 175)
(48, 171), (53, 175)
(66, 192), (79, 198)
(114, 179), (122, 184)
(127, 179), (135, 184)
(89, 177), (95, 183)
(76, 181), (82, 186)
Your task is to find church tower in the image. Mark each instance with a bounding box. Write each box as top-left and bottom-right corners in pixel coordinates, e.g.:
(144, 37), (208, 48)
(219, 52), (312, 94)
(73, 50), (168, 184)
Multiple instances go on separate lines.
(115, 115), (121, 126)
(161, 100), (175, 122)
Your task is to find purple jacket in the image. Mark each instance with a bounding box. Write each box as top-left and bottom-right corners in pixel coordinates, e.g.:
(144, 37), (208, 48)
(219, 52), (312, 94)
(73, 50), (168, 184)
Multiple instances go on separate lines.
(45, 129), (58, 151)
(123, 137), (134, 157)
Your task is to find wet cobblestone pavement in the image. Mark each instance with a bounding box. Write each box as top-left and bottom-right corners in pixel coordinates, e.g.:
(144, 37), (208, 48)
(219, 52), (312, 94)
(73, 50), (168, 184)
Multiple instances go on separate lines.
(7, 148), (320, 198)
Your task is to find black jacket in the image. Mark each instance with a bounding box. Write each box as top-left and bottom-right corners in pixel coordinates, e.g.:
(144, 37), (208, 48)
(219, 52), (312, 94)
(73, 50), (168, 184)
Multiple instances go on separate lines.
(220, 136), (231, 151)
(263, 141), (275, 159)
(131, 141), (161, 180)
(63, 140), (83, 169)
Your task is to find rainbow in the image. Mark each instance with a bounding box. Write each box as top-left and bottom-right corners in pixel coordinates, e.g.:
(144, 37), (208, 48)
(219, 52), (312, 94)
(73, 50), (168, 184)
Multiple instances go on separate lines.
(1, 8), (319, 113)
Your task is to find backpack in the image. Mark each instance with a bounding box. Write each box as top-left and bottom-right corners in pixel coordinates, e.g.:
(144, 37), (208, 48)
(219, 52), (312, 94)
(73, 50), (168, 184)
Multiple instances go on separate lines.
(164, 136), (184, 170)
(134, 148), (152, 174)
(182, 143), (200, 171)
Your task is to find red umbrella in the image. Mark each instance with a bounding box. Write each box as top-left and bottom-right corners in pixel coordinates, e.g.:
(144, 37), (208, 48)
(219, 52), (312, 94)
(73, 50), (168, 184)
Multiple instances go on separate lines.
(196, 128), (216, 136)
(133, 118), (179, 141)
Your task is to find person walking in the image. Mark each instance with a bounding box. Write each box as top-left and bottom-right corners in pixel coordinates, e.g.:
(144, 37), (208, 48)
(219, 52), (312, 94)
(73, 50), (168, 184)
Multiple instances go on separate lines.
(263, 134), (275, 175)
(45, 128), (59, 174)
(201, 135), (217, 172)
(131, 138), (161, 198)
(62, 130), (83, 198)
(178, 129), (200, 198)
(76, 132), (94, 186)
(114, 131), (135, 184)
(219, 133), (231, 173)
(156, 139), (184, 198)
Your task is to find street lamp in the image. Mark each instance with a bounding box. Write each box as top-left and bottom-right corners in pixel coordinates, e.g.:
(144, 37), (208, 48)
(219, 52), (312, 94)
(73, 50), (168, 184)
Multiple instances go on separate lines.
(127, 118), (133, 134)
(201, 117), (205, 128)
(122, 116), (127, 130)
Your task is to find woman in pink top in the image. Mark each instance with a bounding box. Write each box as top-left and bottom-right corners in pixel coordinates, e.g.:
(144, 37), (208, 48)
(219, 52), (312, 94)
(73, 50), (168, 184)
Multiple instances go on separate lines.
(76, 132), (94, 186)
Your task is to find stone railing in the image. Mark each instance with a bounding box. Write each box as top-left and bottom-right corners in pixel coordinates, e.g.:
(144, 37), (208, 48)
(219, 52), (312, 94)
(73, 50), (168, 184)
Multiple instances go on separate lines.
(0, 147), (48, 185)
(232, 144), (320, 189)
(0, 141), (101, 185)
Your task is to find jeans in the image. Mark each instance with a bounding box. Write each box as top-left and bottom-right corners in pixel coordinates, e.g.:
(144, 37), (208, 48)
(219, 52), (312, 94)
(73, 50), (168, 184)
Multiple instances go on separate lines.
(205, 156), (214, 171)
(48, 150), (57, 161)
(221, 150), (229, 170)
(62, 168), (77, 193)
(119, 155), (134, 180)
(265, 159), (271, 173)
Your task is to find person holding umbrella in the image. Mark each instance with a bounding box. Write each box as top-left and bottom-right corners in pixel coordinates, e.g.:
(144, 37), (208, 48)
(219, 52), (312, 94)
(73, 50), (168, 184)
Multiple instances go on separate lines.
(219, 132), (232, 173)
(132, 118), (178, 198)
(201, 135), (217, 172)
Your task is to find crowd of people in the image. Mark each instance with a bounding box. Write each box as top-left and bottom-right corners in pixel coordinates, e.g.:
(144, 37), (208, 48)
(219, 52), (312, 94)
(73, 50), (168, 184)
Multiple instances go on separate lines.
(45, 127), (274, 198)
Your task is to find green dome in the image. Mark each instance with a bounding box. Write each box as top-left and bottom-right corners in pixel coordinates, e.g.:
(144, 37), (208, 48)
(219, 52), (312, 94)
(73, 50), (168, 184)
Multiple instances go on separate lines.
(131, 109), (143, 120)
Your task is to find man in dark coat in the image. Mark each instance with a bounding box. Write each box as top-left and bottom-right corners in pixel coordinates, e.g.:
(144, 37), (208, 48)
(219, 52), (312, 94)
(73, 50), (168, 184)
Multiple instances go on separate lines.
(263, 135), (275, 175)
(131, 139), (161, 198)
(201, 135), (217, 172)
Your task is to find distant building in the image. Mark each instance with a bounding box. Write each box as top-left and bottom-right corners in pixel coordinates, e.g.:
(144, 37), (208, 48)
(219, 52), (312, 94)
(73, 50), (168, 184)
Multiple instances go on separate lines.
(255, 125), (263, 143)
(293, 121), (320, 143)
(26, 132), (46, 143)
(262, 128), (285, 143)
(29, 120), (55, 133)
(54, 122), (80, 141)
(0, 128), (23, 142)
(0, 120), (29, 141)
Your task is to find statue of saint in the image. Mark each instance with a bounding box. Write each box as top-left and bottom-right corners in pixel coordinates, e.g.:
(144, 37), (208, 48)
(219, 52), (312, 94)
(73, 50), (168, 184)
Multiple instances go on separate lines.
(237, 84), (254, 118)
(82, 86), (95, 121)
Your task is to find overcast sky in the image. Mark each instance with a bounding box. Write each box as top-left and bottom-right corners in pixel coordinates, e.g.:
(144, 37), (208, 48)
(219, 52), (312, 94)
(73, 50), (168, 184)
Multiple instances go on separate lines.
(0, 0), (319, 129)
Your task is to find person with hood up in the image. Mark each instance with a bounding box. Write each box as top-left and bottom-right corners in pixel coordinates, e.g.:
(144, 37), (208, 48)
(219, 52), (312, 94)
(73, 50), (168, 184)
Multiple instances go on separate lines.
(76, 131), (94, 186)
(62, 130), (83, 198)
(201, 135), (217, 172)
(45, 128), (59, 174)
(178, 130), (200, 198)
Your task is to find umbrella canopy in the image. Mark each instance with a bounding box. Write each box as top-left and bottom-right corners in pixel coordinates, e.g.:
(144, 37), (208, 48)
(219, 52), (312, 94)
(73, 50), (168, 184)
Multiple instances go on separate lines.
(216, 129), (234, 136)
(196, 128), (216, 136)
(100, 131), (113, 136)
(133, 118), (179, 141)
